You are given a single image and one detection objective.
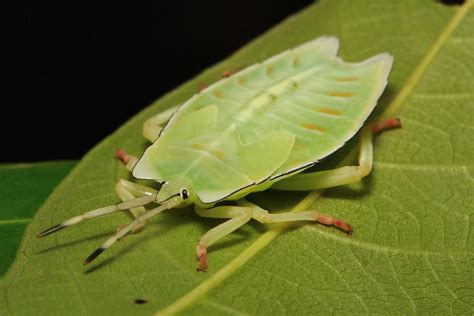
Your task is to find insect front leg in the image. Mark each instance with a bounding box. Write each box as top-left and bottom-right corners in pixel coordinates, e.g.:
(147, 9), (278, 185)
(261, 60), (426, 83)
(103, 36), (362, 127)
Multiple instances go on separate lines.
(115, 149), (139, 172)
(272, 118), (401, 191)
(194, 206), (252, 272)
(142, 104), (180, 142)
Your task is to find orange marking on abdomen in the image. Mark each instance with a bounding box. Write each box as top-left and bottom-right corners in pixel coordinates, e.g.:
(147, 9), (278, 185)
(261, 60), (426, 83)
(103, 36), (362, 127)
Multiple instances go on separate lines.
(213, 150), (226, 159)
(191, 143), (205, 150)
(316, 108), (342, 116)
(222, 70), (233, 78)
(293, 142), (305, 148)
(198, 83), (207, 92)
(238, 77), (246, 85)
(266, 66), (273, 76)
(302, 124), (325, 132)
(292, 57), (300, 66)
(335, 77), (359, 82)
(212, 90), (223, 98)
(328, 91), (353, 97)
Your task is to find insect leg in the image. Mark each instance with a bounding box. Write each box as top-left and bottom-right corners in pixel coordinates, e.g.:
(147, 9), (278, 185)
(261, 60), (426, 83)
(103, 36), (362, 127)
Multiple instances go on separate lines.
(115, 149), (139, 172)
(115, 179), (158, 233)
(272, 118), (401, 191)
(143, 104), (180, 142)
(36, 193), (157, 238)
(194, 206), (252, 272)
(236, 199), (352, 233)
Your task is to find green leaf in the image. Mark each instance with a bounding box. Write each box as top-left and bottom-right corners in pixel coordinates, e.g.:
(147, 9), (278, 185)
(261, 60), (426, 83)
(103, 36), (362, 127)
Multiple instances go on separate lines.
(2, 0), (474, 314)
(0, 161), (76, 277)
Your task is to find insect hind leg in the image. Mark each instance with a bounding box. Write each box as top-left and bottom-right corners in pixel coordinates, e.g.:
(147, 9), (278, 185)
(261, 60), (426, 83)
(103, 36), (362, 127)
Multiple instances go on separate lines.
(237, 199), (352, 233)
(194, 199), (352, 272)
(272, 118), (401, 191)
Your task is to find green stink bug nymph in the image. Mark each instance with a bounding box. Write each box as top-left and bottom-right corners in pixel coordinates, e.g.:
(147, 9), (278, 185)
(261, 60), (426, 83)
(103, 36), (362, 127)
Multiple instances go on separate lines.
(38, 36), (401, 272)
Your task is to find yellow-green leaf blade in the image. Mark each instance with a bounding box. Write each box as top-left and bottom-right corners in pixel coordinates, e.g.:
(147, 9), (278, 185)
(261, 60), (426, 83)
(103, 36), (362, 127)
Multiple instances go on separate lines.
(2, 0), (474, 315)
(0, 161), (76, 277)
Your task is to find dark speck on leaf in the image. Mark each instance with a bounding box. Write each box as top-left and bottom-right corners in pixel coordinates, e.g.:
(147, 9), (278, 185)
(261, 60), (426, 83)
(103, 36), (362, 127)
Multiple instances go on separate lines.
(436, 0), (465, 5)
(134, 299), (148, 305)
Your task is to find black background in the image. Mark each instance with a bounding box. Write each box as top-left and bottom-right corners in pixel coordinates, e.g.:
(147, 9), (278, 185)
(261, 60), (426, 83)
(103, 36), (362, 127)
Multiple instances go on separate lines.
(2, 1), (313, 163)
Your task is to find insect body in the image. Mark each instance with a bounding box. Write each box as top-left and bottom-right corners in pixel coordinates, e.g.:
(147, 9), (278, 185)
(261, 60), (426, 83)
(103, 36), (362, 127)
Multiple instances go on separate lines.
(38, 36), (400, 271)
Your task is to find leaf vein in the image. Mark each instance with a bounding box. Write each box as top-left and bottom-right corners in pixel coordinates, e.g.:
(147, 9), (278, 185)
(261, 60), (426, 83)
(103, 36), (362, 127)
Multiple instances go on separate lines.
(381, 0), (474, 120)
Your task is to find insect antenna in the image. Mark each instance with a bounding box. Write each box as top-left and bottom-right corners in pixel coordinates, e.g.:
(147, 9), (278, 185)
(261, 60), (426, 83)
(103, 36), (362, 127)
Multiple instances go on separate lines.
(83, 196), (181, 265)
(37, 194), (157, 238)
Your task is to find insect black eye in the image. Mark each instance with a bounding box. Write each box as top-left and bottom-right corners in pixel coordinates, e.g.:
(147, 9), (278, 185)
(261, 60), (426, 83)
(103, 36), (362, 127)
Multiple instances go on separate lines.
(181, 189), (189, 200)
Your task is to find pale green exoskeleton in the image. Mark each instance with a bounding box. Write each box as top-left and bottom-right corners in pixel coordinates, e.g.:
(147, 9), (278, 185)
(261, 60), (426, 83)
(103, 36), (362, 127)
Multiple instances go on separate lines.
(38, 36), (401, 271)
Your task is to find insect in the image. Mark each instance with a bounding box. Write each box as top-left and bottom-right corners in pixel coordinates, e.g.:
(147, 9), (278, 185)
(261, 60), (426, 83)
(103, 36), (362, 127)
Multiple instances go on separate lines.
(38, 36), (400, 272)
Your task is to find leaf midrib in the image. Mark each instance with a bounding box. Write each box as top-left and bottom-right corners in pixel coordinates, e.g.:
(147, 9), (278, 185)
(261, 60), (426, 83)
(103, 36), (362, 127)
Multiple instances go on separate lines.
(156, 1), (474, 315)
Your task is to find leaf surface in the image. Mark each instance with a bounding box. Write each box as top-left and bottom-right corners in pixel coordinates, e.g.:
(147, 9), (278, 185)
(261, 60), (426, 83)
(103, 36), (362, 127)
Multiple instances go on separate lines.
(0, 161), (76, 277)
(2, 1), (474, 315)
